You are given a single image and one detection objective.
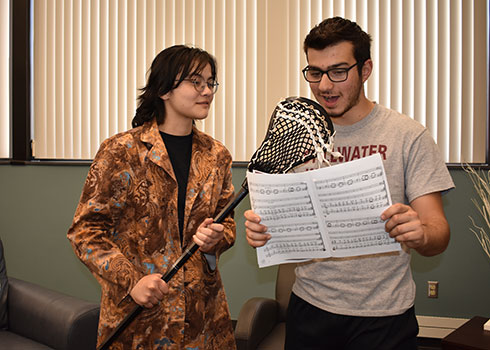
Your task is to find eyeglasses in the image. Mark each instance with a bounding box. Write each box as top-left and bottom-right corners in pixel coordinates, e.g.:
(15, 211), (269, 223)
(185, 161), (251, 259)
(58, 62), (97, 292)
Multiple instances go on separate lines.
(302, 62), (359, 83)
(182, 76), (219, 94)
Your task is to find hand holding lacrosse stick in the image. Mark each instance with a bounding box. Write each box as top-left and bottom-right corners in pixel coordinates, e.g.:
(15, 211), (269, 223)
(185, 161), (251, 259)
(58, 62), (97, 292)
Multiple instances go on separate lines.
(97, 96), (337, 350)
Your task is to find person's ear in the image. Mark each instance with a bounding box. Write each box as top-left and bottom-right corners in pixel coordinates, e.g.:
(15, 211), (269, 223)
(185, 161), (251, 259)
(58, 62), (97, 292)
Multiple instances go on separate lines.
(361, 59), (373, 83)
(161, 92), (170, 101)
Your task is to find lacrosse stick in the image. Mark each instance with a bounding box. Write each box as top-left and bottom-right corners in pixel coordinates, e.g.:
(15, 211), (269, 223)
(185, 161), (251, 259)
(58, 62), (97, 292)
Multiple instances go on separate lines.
(97, 96), (336, 350)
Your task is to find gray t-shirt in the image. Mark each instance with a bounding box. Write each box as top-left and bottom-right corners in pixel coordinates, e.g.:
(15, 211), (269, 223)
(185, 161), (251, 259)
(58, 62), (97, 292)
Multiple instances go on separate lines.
(292, 103), (454, 317)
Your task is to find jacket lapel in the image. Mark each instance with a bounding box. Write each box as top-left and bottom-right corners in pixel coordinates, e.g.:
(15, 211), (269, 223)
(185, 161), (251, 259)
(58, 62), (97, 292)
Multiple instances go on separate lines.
(182, 127), (215, 233)
(140, 119), (176, 181)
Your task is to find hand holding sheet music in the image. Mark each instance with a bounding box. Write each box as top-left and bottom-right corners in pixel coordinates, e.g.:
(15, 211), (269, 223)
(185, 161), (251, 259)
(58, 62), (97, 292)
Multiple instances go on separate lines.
(246, 153), (401, 268)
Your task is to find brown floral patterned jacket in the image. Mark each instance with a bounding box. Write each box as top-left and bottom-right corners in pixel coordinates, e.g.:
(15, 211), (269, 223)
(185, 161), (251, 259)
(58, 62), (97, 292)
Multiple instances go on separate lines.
(67, 119), (237, 349)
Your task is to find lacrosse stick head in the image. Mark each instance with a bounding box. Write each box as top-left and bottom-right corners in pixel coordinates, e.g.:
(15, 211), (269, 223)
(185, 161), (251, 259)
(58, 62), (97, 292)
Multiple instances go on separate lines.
(248, 96), (336, 174)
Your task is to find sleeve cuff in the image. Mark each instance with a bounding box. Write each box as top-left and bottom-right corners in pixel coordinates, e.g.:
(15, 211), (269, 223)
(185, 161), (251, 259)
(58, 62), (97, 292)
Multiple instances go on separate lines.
(203, 253), (217, 271)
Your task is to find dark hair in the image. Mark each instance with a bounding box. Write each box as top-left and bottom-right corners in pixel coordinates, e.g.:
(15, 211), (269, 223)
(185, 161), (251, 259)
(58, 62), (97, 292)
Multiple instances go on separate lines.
(132, 45), (217, 127)
(304, 17), (372, 74)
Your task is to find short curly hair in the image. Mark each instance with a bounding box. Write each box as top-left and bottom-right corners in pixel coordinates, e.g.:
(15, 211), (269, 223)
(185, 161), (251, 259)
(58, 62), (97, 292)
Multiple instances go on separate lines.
(304, 17), (372, 73)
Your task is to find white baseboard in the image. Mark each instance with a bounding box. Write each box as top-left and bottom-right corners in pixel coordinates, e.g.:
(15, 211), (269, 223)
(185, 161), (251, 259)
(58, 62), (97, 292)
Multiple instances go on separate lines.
(416, 315), (468, 339)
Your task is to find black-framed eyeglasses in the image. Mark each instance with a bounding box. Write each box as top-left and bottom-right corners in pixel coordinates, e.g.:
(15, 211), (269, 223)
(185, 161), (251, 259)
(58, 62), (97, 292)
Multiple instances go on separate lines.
(183, 76), (219, 94)
(302, 62), (359, 83)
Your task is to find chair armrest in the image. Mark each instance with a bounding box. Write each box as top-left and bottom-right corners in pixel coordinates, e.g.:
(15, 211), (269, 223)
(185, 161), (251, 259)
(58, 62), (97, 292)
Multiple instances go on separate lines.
(7, 277), (99, 350)
(235, 297), (279, 350)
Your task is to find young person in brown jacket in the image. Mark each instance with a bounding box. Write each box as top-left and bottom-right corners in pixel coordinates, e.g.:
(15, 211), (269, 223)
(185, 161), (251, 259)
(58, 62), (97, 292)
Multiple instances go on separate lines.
(68, 45), (237, 350)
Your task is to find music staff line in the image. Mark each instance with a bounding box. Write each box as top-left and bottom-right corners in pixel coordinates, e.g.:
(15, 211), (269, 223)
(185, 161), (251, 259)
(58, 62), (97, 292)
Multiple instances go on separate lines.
(252, 194), (311, 206)
(328, 229), (391, 239)
(248, 182), (308, 195)
(332, 238), (396, 251)
(322, 202), (387, 215)
(314, 166), (384, 186)
(317, 181), (387, 197)
(268, 236), (324, 244)
(266, 222), (320, 231)
(323, 215), (384, 226)
(320, 193), (388, 208)
(316, 180), (387, 197)
(255, 205), (314, 216)
(262, 240), (327, 258)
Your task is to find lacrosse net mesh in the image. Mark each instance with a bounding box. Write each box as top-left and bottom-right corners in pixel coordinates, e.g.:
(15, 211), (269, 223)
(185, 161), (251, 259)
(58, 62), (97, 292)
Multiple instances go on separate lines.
(249, 96), (339, 174)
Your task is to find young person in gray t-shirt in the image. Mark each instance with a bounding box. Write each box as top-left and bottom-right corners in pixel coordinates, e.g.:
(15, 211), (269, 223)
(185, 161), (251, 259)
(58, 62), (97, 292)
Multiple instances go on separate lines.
(244, 17), (454, 350)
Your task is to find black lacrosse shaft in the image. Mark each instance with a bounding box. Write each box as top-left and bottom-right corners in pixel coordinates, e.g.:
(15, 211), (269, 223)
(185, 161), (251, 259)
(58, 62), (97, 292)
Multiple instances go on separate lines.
(160, 182), (249, 283)
(97, 182), (249, 350)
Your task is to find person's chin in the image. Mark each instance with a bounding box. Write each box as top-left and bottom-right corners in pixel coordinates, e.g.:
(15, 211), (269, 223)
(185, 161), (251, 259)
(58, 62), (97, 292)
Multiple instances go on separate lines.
(194, 113), (209, 120)
(192, 107), (209, 118)
(321, 104), (344, 118)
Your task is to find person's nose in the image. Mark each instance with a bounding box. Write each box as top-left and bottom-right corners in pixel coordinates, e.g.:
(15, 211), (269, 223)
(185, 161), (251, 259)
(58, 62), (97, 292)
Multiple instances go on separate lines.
(318, 73), (334, 92)
(201, 84), (213, 96)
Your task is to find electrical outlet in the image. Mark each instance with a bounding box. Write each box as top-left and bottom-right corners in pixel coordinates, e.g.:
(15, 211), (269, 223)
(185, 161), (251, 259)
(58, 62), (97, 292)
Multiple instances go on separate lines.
(428, 281), (439, 298)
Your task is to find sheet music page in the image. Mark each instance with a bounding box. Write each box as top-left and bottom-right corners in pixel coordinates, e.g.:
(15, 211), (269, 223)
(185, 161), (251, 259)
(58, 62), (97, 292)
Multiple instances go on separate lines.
(310, 153), (401, 258)
(247, 153), (400, 268)
(247, 170), (331, 268)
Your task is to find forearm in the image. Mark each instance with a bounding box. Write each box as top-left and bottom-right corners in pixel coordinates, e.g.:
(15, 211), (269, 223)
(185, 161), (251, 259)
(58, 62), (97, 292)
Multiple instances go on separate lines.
(415, 217), (450, 257)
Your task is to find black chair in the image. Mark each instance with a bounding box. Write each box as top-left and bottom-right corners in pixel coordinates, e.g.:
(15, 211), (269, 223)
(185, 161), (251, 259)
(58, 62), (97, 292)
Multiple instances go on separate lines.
(0, 238), (100, 350)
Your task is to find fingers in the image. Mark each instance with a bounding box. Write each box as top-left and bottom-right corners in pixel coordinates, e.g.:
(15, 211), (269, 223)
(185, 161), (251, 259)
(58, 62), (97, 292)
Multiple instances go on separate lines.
(200, 217), (215, 228)
(244, 210), (267, 232)
(380, 203), (407, 222)
(244, 209), (261, 222)
(194, 219), (225, 253)
(245, 230), (271, 247)
(130, 274), (169, 308)
(244, 210), (270, 248)
(382, 203), (424, 248)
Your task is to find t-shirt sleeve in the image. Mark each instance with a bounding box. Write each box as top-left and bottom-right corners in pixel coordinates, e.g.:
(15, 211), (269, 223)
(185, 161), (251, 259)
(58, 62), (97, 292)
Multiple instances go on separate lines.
(404, 128), (455, 203)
